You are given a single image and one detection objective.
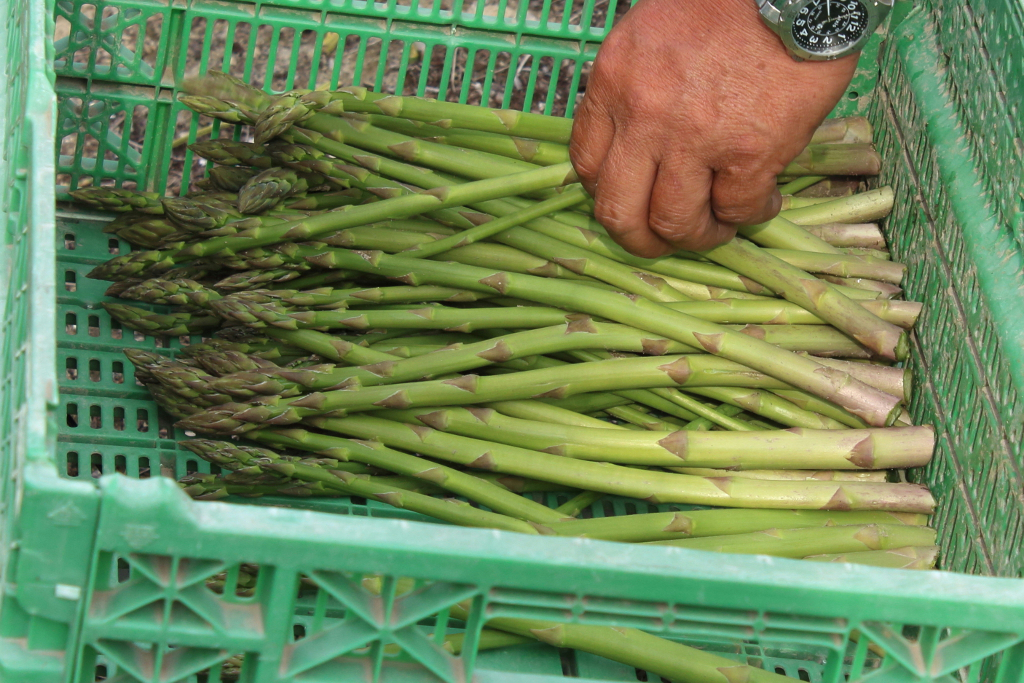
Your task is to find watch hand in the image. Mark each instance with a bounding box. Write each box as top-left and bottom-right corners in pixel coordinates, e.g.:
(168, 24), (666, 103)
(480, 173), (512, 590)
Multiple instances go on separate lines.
(826, 0), (832, 19)
(818, 11), (854, 30)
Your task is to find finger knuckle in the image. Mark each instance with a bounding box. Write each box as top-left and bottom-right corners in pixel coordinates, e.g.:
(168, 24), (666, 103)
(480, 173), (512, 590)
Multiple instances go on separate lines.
(725, 134), (770, 163)
(715, 135), (785, 176)
(647, 212), (696, 244)
(713, 204), (762, 225)
(647, 212), (685, 236)
(650, 216), (733, 252)
(593, 193), (641, 233)
(712, 184), (777, 225)
(567, 120), (604, 181)
(569, 143), (601, 182)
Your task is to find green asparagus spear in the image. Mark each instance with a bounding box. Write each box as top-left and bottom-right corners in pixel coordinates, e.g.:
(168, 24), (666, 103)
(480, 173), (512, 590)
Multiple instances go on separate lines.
(117, 278), (215, 306)
(763, 249), (904, 284)
(778, 176), (826, 195)
(208, 166), (260, 192)
(702, 238), (908, 361)
(318, 88), (574, 143)
(685, 386), (852, 430)
(383, 406), (934, 470)
(144, 359), (235, 407)
(181, 439), (542, 533)
(70, 187), (166, 213)
(237, 167), (331, 214)
(564, 350), (753, 430)
(297, 249), (903, 425)
(810, 117), (873, 144)
(803, 223), (886, 249)
(551, 490), (604, 517)
(194, 324), (748, 399)
(446, 600), (801, 683)
(248, 430), (563, 523)
(178, 94), (258, 124)
(106, 215), (180, 249)
(181, 338), (307, 363)
(299, 416), (936, 512)
(543, 509), (926, 542)
(668, 468), (890, 482)
(215, 269), (312, 292)
(101, 302), (221, 337)
(253, 89), (335, 143)
(645, 523), (937, 558)
(188, 140), (276, 168)
(605, 404), (692, 431)
(343, 112), (572, 165)
(782, 143), (881, 176)
(189, 349), (281, 376)
(86, 162), (578, 280)
(803, 545), (938, 568)
(780, 188), (895, 226)
(182, 352), (795, 431)
(806, 356), (910, 403)
(401, 186), (590, 259)
(740, 215), (844, 254)
(211, 295), (576, 332)
(485, 399), (631, 429)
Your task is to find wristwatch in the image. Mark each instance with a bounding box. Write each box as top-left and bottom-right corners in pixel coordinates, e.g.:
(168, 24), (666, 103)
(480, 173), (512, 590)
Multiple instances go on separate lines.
(754, 0), (893, 61)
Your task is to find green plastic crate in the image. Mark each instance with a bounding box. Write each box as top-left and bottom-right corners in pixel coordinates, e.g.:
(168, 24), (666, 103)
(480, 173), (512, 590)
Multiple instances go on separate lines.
(3, 0), (1024, 679)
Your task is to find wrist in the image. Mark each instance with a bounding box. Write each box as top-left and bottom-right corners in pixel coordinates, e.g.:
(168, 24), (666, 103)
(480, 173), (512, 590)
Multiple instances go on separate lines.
(697, 0), (797, 55)
(754, 0), (890, 62)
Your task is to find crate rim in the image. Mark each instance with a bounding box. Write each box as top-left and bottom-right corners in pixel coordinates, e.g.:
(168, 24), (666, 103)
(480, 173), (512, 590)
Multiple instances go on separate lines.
(95, 472), (1024, 634)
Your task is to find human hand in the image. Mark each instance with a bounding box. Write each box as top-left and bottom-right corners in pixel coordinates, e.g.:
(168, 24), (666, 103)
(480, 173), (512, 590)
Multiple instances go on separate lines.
(570, 0), (859, 257)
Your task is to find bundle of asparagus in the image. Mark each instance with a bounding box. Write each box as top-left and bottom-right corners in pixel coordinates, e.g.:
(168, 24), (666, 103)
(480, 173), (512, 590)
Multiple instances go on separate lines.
(71, 71), (939, 683)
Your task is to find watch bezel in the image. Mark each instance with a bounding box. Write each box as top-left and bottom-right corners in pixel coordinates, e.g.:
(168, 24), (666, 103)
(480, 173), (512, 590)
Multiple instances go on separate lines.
(778, 0), (889, 61)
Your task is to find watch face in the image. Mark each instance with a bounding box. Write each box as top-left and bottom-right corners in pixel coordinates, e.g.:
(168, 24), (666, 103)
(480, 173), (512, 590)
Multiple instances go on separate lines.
(791, 0), (870, 54)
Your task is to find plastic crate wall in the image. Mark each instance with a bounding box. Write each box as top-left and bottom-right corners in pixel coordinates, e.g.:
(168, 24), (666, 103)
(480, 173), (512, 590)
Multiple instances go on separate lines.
(0, 0), (108, 678)
(1, 0), (58, 504)
(922, 0), (1024, 253)
(3, 1), (1024, 683)
(869, 4), (1024, 580)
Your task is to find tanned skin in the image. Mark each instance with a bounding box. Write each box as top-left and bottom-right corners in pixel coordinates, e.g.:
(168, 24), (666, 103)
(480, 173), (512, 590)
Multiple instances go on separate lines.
(570, 0), (859, 257)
